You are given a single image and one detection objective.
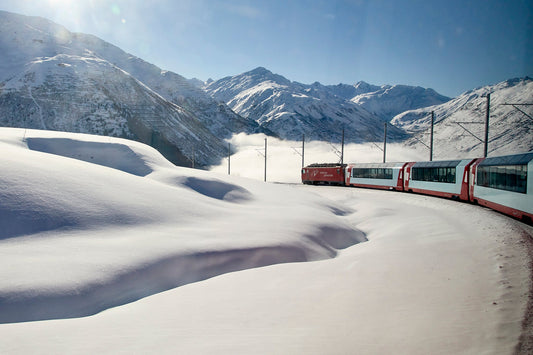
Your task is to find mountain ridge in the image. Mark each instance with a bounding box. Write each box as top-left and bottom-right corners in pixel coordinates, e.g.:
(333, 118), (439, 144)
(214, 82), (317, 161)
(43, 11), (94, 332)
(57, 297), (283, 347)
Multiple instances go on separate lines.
(204, 67), (452, 143)
(392, 76), (533, 159)
(1, 10), (530, 165)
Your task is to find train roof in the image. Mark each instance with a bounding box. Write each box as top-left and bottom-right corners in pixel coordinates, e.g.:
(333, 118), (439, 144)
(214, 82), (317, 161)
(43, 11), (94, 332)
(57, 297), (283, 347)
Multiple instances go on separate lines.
(349, 162), (406, 168)
(412, 160), (463, 168)
(305, 163), (347, 168)
(479, 151), (533, 166)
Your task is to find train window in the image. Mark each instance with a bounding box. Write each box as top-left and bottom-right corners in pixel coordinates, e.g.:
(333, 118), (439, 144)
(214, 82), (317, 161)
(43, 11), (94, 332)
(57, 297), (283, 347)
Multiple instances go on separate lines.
(411, 167), (456, 183)
(476, 164), (527, 193)
(352, 168), (393, 179)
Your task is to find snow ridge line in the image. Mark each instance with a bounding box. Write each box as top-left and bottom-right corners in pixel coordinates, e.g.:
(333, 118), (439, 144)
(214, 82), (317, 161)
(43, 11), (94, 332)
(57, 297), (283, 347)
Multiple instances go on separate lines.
(0, 236), (365, 324)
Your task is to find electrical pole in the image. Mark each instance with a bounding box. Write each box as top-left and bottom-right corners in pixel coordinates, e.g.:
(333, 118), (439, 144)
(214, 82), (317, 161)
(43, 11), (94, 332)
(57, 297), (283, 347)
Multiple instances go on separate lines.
(341, 128), (345, 165)
(383, 122), (387, 163)
(264, 138), (267, 182)
(302, 134), (305, 168)
(484, 93), (490, 157)
(429, 111), (434, 161)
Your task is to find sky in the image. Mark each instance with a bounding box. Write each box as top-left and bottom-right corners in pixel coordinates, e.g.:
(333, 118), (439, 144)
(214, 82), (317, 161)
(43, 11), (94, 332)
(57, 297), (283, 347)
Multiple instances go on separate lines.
(1, 0), (532, 97)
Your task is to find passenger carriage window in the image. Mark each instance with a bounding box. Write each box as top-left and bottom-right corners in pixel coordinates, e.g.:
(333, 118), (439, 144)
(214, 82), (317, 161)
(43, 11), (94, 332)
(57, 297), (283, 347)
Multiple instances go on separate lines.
(476, 164), (527, 193)
(412, 167), (456, 183)
(352, 168), (393, 179)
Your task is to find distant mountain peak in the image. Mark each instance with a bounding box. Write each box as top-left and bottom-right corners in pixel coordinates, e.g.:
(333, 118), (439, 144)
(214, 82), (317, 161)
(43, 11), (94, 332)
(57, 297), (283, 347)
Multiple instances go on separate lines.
(249, 66), (271, 75)
(354, 81), (381, 93)
(242, 67), (291, 86)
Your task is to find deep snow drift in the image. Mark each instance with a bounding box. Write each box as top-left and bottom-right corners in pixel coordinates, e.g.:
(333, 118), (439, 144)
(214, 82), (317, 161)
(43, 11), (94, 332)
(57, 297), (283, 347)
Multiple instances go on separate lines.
(0, 128), (532, 354)
(0, 128), (366, 323)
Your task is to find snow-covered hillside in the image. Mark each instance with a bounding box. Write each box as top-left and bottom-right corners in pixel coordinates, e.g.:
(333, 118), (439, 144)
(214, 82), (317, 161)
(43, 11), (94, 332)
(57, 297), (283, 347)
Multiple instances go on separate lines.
(392, 77), (533, 159)
(0, 127), (531, 354)
(0, 11), (259, 166)
(205, 67), (408, 143)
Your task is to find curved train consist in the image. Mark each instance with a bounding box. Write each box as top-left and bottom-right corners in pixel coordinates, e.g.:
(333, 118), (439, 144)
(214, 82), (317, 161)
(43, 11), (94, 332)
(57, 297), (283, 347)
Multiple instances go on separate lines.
(301, 152), (533, 224)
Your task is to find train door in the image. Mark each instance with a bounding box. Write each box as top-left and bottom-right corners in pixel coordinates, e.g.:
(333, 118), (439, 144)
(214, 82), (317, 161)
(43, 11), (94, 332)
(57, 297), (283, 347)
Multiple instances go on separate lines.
(459, 159), (477, 200)
(403, 162), (415, 191)
(468, 158), (484, 202)
(397, 163), (408, 191)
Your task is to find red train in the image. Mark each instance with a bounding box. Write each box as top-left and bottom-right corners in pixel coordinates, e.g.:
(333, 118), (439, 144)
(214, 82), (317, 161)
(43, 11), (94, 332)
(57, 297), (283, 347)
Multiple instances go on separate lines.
(302, 152), (533, 224)
(301, 163), (347, 185)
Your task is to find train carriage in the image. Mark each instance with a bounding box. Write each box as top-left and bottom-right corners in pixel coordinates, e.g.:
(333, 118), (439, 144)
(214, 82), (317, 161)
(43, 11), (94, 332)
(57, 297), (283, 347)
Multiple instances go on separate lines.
(346, 162), (408, 191)
(469, 152), (533, 223)
(403, 159), (475, 200)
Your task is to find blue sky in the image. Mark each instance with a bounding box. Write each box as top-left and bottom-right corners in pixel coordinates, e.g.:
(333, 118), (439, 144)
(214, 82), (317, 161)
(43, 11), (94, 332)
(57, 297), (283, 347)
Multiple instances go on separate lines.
(1, 0), (532, 97)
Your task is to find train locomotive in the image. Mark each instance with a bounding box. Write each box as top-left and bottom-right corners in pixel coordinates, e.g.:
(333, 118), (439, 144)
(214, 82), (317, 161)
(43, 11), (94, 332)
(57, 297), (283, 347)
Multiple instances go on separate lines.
(302, 152), (533, 224)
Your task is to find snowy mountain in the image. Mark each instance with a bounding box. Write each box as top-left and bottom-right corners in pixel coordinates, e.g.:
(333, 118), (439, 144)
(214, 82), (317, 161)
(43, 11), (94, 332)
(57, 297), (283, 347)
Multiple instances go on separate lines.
(205, 67), (408, 143)
(0, 11), (260, 166)
(392, 77), (533, 159)
(204, 67), (452, 144)
(349, 84), (451, 121)
(2, 10), (529, 164)
(326, 81), (451, 122)
(325, 81), (382, 101)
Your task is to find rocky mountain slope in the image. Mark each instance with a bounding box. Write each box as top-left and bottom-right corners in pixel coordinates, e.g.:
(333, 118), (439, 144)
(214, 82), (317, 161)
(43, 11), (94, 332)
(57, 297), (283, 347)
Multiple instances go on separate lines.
(204, 68), (453, 144)
(392, 77), (533, 159)
(0, 11), (259, 166)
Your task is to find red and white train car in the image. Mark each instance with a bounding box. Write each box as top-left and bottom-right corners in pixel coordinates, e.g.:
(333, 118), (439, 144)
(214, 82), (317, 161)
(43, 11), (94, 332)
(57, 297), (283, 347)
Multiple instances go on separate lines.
(469, 152), (533, 223)
(346, 162), (407, 191)
(403, 159), (475, 201)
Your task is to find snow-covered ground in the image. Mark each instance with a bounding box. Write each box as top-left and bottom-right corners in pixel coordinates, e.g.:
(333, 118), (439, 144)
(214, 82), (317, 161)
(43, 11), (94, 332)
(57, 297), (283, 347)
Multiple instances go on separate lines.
(1, 128), (531, 354)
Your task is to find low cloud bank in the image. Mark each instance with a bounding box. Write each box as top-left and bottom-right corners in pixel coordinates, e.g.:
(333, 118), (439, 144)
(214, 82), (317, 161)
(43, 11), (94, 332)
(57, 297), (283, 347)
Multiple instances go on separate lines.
(210, 133), (426, 183)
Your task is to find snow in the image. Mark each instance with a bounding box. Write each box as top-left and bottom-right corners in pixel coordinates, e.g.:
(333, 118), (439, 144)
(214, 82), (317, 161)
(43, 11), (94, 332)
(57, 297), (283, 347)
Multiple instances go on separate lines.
(1, 128), (532, 354)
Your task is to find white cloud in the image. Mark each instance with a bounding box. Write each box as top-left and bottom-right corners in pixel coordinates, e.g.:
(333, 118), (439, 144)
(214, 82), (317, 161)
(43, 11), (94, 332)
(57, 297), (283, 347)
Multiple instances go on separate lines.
(209, 133), (426, 183)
